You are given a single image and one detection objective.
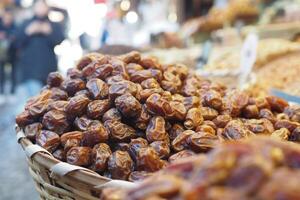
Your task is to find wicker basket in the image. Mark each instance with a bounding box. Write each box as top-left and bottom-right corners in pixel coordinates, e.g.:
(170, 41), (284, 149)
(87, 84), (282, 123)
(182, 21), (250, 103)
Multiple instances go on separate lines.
(16, 127), (135, 200)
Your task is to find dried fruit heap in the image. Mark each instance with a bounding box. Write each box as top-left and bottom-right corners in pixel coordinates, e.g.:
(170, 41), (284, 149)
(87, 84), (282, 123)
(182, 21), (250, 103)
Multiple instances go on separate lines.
(106, 137), (300, 200)
(16, 51), (300, 181)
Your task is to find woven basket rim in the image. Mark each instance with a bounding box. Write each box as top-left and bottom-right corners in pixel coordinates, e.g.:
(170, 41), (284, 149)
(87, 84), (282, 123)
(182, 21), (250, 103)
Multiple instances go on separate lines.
(17, 128), (114, 189)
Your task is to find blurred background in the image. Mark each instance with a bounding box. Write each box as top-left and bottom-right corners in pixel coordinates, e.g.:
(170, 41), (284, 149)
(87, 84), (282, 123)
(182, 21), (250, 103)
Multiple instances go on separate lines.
(1, 0), (300, 199)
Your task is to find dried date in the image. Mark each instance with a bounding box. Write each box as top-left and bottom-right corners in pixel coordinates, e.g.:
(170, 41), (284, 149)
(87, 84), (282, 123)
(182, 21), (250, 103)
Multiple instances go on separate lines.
(86, 78), (108, 99)
(61, 78), (85, 96)
(172, 130), (194, 152)
(65, 95), (90, 117)
(82, 120), (109, 146)
(189, 131), (219, 152)
(108, 150), (134, 180)
(91, 143), (112, 172)
(184, 108), (203, 130)
(102, 108), (122, 122)
(104, 120), (136, 141)
(136, 147), (165, 172)
(42, 110), (70, 135)
(150, 141), (170, 159)
(36, 130), (60, 153)
(115, 93), (142, 118)
(66, 146), (92, 166)
(24, 122), (42, 140)
(47, 72), (63, 87)
(87, 100), (111, 119)
(146, 116), (167, 142)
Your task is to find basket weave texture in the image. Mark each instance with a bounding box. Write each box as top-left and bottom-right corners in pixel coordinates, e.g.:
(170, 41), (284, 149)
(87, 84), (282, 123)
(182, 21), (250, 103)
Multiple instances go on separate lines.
(17, 129), (113, 200)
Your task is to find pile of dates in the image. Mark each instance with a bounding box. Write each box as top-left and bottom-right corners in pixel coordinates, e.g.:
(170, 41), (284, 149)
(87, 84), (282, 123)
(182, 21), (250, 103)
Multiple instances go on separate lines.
(16, 51), (300, 181)
(103, 136), (300, 200)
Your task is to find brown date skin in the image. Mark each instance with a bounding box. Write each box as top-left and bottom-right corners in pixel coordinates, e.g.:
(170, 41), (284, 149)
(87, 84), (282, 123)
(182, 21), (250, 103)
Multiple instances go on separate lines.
(140, 78), (160, 89)
(146, 93), (186, 121)
(139, 88), (163, 102)
(200, 107), (218, 120)
(76, 52), (106, 70)
(183, 96), (200, 110)
(48, 100), (68, 112)
(126, 63), (144, 76)
(92, 64), (113, 80)
(50, 88), (68, 101)
(161, 71), (182, 94)
(184, 108), (203, 130)
(128, 171), (152, 182)
(169, 123), (185, 140)
(168, 150), (196, 164)
(65, 95), (90, 118)
(53, 148), (66, 161)
(120, 51), (141, 64)
(36, 130), (60, 153)
(74, 116), (93, 131)
(61, 78), (85, 96)
(61, 131), (83, 146)
(42, 110), (70, 135)
(108, 81), (138, 100)
(150, 141), (170, 159)
(104, 120), (136, 142)
(136, 147), (165, 172)
(202, 90), (223, 110)
(108, 150), (134, 180)
(66, 146), (92, 166)
(81, 60), (97, 78)
(66, 68), (83, 79)
(243, 104), (259, 119)
(213, 114), (232, 128)
(105, 75), (126, 85)
(271, 128), (290, 140)
(188, 131), (219, 152)
(24, 122), (43, 140)
(47, 72), (63, 87)
(139, 57), (161, 70)
(266, 96), (289, 113)
(115, 93), (142, 118)
(226, 165), (267, 195)
(172, 130), (195, 152)
(223, 90), (249, 117)
(195, 124), (216, 135)
(16, 110), (35, 127)
(86, 78), (108, 99)
(87, 100), (111, 119)
(284, 105), (300, 123)
(146, 93), (169, 116)
(133, 104), (151, 130)
(274, 120), (299, 133)
(27, 99), (52, 118)
(245, 119), (274, 135)
(109, 57), (129, 79)
(146, 116), (167, 142)
(91, 143), (112, 172)
(130, 69), (162, 83)
(82, 120), (109, 147)
(223, 120), (252, 140)
(290, 127), (300, 142)
(259, 109), (276, 124)
(24, 90), (52, 110)
(102, 108), (122, 122)
(255, 97), (270, 110)
(129, 137), (149, 161)
(64, 138), (81, 153)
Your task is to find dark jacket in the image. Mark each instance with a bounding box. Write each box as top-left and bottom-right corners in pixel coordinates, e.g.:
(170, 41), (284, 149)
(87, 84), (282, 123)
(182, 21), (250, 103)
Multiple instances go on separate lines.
(15, 16), (64, 83)
(0, 19), (16, 63)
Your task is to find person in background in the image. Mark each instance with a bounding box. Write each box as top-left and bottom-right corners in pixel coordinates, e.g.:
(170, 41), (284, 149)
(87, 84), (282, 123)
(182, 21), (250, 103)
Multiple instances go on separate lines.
(14, 0), (64, 86)
(0, 8), (16, 103)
